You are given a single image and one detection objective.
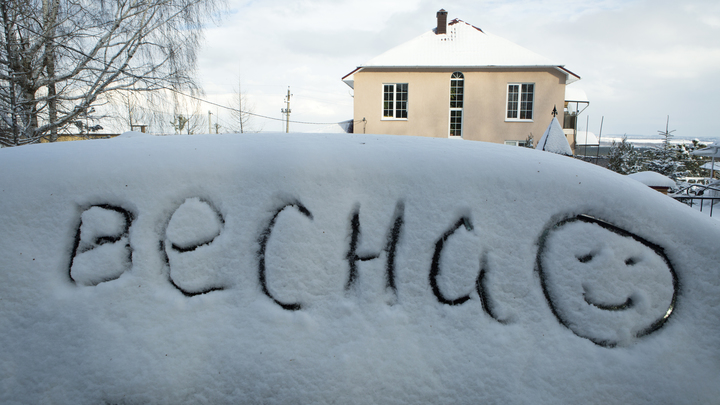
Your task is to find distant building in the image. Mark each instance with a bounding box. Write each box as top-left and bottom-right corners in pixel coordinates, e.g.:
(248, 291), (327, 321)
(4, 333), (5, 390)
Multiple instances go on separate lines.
(342, 10), (588, 149)
(39, 133), (120, 143)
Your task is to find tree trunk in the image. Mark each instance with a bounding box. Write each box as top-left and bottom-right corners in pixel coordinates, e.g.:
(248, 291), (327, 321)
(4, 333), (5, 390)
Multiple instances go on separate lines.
(43, 0), (59, 142)
(1, 1), (19, 145)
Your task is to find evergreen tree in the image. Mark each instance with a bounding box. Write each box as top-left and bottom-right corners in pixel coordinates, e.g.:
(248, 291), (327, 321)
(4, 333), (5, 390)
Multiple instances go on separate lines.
(606, 122), (711, 182)
(642, 148), (684, 179)
(523, 133), (534, 148)
(642, 117), (683, 180)
(607, 136), (643, 175)
(679, 140), (710, 178)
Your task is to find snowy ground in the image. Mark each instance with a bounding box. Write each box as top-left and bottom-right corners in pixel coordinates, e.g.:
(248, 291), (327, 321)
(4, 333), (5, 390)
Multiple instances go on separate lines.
(1, 132), (719, 404)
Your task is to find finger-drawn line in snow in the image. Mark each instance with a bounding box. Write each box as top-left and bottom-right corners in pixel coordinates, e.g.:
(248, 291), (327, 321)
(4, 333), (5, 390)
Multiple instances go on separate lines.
(582, 286), (634, 311)
(163, 197), (227, 297)
(476, 254), (509, 324)
(257, 201), (313, 311)
(69, 204), (134, 286)
(536, 214), (679, 348)
(345, 201), (404, 294)
(429, 216), (474, 306)
(64, 202), (677, 348)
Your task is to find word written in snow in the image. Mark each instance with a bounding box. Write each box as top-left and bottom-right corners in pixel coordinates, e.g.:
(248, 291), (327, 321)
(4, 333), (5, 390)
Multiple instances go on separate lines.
(68, 199), (678, 347)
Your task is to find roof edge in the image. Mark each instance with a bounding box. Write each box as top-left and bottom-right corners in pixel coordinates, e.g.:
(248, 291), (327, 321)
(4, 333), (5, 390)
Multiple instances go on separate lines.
(345, 65), (581, 86)
(341, 67), (361, 81)
(557, 66), (581, 80)
(448, 18), (484, 33)
(354, 65), (574, 71)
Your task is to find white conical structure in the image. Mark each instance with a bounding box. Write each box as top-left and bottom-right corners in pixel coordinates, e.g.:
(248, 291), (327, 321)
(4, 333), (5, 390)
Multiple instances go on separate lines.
(536, 117), (573, 156)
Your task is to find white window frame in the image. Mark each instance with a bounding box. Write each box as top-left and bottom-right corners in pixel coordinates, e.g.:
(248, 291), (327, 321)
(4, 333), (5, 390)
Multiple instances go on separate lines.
(449, 72), (464, 138)
(382, 83), (408, 120)
(505, 83), (534, 122)
(449, 110), (463, 139)
(504, 140), (529, 147)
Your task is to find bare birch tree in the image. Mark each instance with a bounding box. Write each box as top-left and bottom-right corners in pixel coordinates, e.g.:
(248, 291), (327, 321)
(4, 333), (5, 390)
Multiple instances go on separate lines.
(0, 0), (223, 146)
(229, 74), (257, 133)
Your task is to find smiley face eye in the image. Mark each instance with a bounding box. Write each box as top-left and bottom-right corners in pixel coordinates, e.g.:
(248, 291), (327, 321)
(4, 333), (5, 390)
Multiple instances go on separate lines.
(577, 253), (594, 263)
(625, 257), (638, 266)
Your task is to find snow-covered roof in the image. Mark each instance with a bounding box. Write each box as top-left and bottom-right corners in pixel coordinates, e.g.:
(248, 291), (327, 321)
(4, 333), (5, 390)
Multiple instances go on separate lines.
(627, 171), (676, 188)
(576, 131), (599, 145)
(343, 19), (579, 88)
(536, 117), (573, 156)
(565, 87), (589, 103)
(691, 143), (720, 158)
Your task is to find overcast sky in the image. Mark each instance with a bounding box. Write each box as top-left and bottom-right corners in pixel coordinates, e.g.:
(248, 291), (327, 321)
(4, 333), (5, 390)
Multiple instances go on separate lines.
(195, 0), (720, 141)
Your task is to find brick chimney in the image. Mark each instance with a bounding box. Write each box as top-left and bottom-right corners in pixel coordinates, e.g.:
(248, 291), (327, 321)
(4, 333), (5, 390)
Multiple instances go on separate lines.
(436, 9), (448, 35)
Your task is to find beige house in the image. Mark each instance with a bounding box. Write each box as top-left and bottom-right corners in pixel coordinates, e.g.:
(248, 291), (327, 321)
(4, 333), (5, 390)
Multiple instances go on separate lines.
(342, 10), (588, 149)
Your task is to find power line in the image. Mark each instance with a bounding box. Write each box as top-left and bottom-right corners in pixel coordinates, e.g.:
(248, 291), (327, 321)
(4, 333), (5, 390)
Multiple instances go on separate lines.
(9, 22), (359, 128)
(163, 86), (357, 126)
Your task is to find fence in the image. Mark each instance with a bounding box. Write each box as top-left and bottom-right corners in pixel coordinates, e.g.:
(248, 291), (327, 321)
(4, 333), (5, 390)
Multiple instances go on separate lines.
(671, 183), (720, 217)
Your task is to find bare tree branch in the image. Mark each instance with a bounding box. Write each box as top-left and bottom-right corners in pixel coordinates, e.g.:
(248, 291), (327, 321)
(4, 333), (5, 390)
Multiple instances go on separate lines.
(0, 0), (224, 146)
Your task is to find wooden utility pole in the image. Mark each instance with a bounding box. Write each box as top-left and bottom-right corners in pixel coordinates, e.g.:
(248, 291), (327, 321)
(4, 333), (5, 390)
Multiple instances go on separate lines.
(281, 87), (292, 133)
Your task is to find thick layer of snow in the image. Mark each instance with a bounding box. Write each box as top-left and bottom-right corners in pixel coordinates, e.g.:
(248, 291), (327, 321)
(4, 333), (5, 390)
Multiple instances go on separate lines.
(575, 130), (599, 146)
(536, 117), (573, 156)
(627, 171), (676, 188)
(565, 87), (589, 103)
(1, 133), (719, 404)
(343, 19), (578, 89)
(361, 20), (557, 69)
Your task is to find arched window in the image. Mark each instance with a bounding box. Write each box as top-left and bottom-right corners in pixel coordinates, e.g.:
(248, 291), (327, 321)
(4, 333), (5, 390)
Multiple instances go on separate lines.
(449, 72), (464, 137)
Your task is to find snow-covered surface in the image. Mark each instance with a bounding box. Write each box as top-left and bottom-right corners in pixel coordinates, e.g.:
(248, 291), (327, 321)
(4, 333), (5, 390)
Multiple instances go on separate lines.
(627, 171), (677, 188)
(691, 143), (720, 158)
(536, 117), (573, 156)
(114, 130), (151, 138)
(601, 135), (720, 148)
(576, 130), (599, 145)
(565, 87), (589, 103)
(343, 19), (578, 87)
(1, 133), (719, 404)
(362, 20), (555, 67)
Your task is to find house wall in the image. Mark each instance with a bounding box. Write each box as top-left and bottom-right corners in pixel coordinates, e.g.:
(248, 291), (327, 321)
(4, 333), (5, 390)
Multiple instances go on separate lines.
(39, 134), (120, 143)
(353, 68), (571, 148)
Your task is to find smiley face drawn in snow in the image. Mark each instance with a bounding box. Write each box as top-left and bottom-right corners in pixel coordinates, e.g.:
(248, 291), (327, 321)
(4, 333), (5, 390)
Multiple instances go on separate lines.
(537, 215), (678, 347)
